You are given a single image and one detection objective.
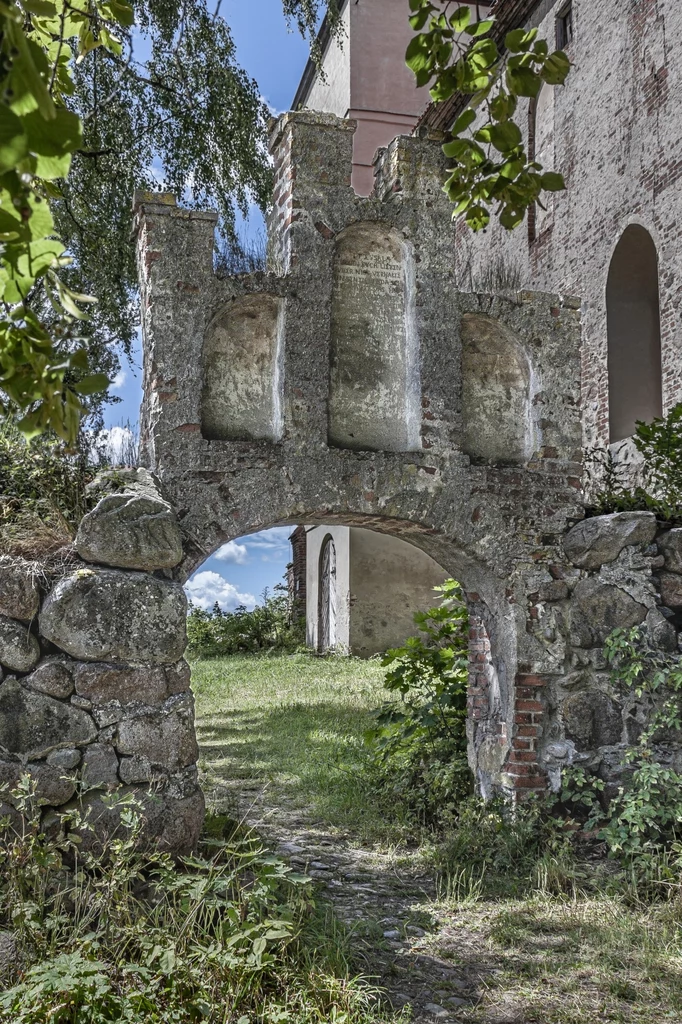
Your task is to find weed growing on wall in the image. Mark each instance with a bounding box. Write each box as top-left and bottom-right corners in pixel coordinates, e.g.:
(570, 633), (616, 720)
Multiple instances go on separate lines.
(587, 402), (682, 521)
(365, 580), (473, 827)
(559, 626), (682, 880)
(0, 778), (398, 1024)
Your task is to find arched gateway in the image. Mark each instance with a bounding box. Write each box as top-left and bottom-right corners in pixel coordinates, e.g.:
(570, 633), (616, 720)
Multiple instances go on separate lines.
(133, 111), (585, 806)
(4, 112), (675, 858)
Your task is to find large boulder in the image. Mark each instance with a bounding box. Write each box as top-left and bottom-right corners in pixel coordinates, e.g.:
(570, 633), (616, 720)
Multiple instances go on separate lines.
(40, 569), (187, 665)
(562, 691), (623, 750)
(0, 678), (97, 758)
(658, 528), (682, 574)
(570, 579), (647, 647)
(0, 556), (40, 621)
(0, 759), (76, 806)
(73, 661), (186, 705)
(563, 512), (657, 570)
(115, 693), (198, 769)
(0, 616), (40, 673)
(81, 743), (120, 789)
(76, 492), (183, 571)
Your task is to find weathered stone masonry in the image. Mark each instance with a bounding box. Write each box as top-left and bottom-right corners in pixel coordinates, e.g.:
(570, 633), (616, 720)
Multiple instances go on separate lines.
(134, 110), (591, 801)
(0, 469), (203, 854)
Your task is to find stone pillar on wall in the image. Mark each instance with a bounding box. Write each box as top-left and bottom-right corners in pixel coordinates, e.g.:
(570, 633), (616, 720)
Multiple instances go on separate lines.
(0, 469), (203, 855)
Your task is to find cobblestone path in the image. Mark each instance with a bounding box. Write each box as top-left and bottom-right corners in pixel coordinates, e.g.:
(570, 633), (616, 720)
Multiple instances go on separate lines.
(207, 778), (481, 1022)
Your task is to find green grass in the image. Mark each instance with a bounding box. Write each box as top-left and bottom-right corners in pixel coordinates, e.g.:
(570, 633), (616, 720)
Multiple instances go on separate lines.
(424, 892), (682, 1023)
(192, 652), (416, 845)
(192, 652), (682, 1024)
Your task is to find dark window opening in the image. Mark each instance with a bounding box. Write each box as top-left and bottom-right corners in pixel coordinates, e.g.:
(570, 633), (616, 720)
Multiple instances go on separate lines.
(607, 225), (663, 443)
(556, 2), (573, 49)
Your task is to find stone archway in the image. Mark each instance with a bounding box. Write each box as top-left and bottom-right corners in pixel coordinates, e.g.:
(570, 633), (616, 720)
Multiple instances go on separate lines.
(6, 113), (680, 859)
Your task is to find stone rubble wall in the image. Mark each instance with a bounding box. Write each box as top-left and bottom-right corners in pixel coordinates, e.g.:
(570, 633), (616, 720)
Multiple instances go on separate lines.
(0, 468), (203, 856)
(534, 511), (682, 795)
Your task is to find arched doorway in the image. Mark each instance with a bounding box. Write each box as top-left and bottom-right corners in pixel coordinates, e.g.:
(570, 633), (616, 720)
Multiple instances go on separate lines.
(318, 534), (337, 652)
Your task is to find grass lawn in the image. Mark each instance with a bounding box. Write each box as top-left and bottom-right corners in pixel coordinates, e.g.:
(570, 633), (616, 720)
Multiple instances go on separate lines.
(191, 652), (682, 1024)
(192, 652), (415, 845)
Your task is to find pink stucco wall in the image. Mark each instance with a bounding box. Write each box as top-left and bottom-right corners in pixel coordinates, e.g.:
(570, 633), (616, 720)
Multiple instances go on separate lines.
(297, 0), (492, 194)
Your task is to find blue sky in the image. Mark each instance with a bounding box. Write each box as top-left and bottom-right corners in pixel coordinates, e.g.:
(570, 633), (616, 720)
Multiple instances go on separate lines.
(106, 2), (314, 609)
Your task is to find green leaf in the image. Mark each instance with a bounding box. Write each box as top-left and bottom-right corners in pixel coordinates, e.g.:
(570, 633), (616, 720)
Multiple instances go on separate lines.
(451, 107), (476, 135)
(541, 171), (566, 192)
(506, 65), (542, 98)
(23, 105), (81, 153)
(542, 50), (571, 85)
(449, 5), (471, 31)
(100, 0), (134, 27)
(465, 205), (490, 231)
(465, 19), (494, 38)
(21, 0), (57, 13)
(505, 27), (538, 53)
(488, 120), (522, 152)
(406, 35), (432, 74)
(0, 105), (28, 173)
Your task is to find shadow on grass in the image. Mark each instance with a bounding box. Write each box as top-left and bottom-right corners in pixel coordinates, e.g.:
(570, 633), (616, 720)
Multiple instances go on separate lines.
(196, 700), (414, 842)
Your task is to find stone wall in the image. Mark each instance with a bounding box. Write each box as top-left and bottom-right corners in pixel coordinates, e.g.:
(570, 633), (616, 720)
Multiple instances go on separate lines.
(132, 109), (589, 800)
(539, 511), (682, 795)
(0, 469), (203, 855)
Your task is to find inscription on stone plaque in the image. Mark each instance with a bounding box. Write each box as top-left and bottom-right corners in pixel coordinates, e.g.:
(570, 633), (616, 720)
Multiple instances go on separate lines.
(329, 224), (413, 452)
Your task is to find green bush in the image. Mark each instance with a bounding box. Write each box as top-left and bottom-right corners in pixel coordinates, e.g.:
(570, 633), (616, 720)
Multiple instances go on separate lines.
(0, 420), (96, 556)
(187, 586), (305, 658)
(365, 579), (473, 827)
(0, 777), (394, 1024)
(588, 402), (682, 521)
(559, 626), (682, 877)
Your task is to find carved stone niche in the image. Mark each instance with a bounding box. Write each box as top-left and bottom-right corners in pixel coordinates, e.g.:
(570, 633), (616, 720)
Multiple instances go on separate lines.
(328, 222), (420, 453)
(461, 314), (533, 464)
(201, 294), (283, 442)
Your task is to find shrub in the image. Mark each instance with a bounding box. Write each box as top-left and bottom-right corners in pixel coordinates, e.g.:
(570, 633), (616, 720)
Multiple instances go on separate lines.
(587, 401), (682, 521)
(365, 579), (473, 827)
(0, 778), (394, 1024)
(187, 586), (305, 658)
(0, 421), (94, 556)
(558, 626), (682, 877)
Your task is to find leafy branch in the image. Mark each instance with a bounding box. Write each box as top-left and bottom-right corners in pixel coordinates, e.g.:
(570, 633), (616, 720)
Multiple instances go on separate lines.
(407, 1), (571, 231)
(0, 0), (135, 441)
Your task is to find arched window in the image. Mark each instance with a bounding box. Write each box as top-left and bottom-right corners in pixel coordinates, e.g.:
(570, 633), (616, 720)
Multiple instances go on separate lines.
(607, 226), (663, 443)
(318, 536), (337, 652)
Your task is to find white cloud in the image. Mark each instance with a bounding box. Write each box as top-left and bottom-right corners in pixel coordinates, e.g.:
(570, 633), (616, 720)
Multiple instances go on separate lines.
(92, 425), (138, 467)
(242, 527), (295, 563)
(110, 369), (127, 391)
(185, 571), (256, 613)
(214, 541), (248, 565)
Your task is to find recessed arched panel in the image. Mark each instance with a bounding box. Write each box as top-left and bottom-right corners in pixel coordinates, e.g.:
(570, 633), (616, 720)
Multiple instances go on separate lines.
(201, 295), (283, 442)
(461, 314), (532, 464)
(329, 223), (419, 452)
(607, 225), (662, 443)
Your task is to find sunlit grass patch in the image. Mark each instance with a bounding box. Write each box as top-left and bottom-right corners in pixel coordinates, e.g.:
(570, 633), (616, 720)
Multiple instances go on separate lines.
(192, 653), (418, 845)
